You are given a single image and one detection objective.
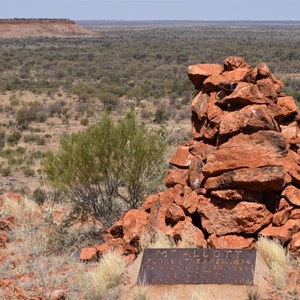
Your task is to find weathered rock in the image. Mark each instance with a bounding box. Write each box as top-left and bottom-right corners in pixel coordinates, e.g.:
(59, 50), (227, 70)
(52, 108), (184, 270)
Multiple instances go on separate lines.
(219, 104), (279, 137)
(281, 122), (299, 142)
(224, 56), (251, 71)
(79, 247), (97, 262)
(187, 64), (223, 89)
(204, 166), (286, 192)
(260, 219), (300, 243)
(210, 188), (263, 202)
(122, 210), (149, 244)
(0, 232), (10, 247)
(188, 155), (204, 190)
(203, 131), (287, 176)
(245, 63), (272, 83)
(109, 221), (123, 238)
(166, 204), (185, 225)
(277, 96), (299, 120)
(203, 68), (249, 92)
(282, 185), (300, 207)
(257, 78), (278, 100)
(219, 82), (272, 106)
(169, 145), (193, 168)
(172, 218), (207, 248)
(207, 92), (224, 122)
(288, 231), (300, 256)
(188, 140), (215, 158)
(165, 169), (189, 188)
(191, 92), (210, 121)
(180, 188), (199, 214)
(198, 197), (272, 235)
(290, 209), (300, 219)
(272, 207), (293, 226)
(277, 198), (291, 211)
(208, 233), (255, 249)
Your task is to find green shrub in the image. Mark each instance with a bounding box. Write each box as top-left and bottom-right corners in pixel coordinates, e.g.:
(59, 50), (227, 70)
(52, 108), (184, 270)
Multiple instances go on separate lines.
(1, 166), (12, 177)
(7, 131), (22, 146)
(43, 111), (167, 227)
(22, 166), (35, 177)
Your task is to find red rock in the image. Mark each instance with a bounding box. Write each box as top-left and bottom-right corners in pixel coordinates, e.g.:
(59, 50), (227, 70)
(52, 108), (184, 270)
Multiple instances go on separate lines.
(0, 218), (13, 231)
(180, 189), (199, 214)
(198, 197), (272, 235)
(188, 156), (204, 191)
(166, 204), (185, 225)
(210, 189), (263, 202)
(143, 194), (160, 211)
(282, 185), (300, 207)
(147, 203), (171, 235)
(257, 78), (278, 100)
(95, 243), (110, 256)
(290, 209), (300, 219)
(165, 169), (189, 188)
(272, 207), (293, 226)
(122, 210), (149, 244)
(260, 219), (300, 243)
(277, 96), (299, 120)
(172, 219), (207, 248)
(207, 92), (224, 122)
(79, 247), (97, 262)
(219, 104), (278, 137)
(224, 56), (251, 71)
(187, 64), (223, 89)
(191, 92), (210, 121)
(282, 155), (300, 187)
(109, 221), (123, 238)
(204, 166), (286, 192)
(169, 146), (193, 168)
(188, 140), (215, 159)
(277, 198), (291, 211)
(203, 68), (249, 92)
(219, 82), (272, 106)
(203, 131), (287, 177)
(280, 122), (299, 142)
(208, 233), (255, 249)
(288, 231), (300, 257)
(246, 63), (272, 83)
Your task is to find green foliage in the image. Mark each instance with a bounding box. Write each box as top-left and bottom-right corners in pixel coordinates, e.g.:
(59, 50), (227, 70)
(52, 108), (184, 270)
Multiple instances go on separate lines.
(7, 131), (22, 146)
(43, 112), (167, 227)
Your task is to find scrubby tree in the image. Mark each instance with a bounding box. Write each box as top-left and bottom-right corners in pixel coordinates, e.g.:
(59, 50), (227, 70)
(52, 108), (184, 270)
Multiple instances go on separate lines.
(43, 111), (167, 227)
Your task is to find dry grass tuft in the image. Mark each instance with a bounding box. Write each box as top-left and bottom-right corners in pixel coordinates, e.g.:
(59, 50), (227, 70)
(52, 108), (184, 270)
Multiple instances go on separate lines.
(134, 284), (149, 300)
(80, 251), (126, 300)
(257, 236), (290, 290)
(140, 228), (176, 250)
(191, 290), (226, 300)
(161, 288), (177, 300)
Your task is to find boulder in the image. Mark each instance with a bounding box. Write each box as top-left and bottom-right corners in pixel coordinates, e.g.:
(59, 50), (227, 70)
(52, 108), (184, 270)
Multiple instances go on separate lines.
(223, 56), (251, 71)
(198, 197), (272, 235)
(260, 219), (300, 243)
(79, 247), (97, 262)
(204, 166), (286, 192)
(165, 169), (189, 187)
(203, 68), (249, 92)
(219, 104), (279, 137)
(208, 233), (255, 249)
(169, 145), (193, 168)
(288, 231), (300, 256)
(290, 209), (300, 219)
(277, 96), (299, 120)
(219, 82), (272, 106)
(272, 207), (293, 227)
(282, 185), (300, 207)
(187, 64), (223, 89)
(165, 204), (185, 225)
(188, 155), (204, 190)
(257, 78), (278, 100)
(210, 188), (263, 202)
(172, 218), (207, 248)
(203, 131), (287, 176)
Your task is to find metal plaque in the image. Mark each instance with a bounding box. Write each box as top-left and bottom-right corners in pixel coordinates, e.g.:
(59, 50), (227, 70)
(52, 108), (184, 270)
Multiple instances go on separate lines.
(137, 248), (256, 285)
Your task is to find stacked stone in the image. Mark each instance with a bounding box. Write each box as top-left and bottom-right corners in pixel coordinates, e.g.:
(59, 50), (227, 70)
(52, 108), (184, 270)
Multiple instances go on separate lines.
(81, 56), (300, 262)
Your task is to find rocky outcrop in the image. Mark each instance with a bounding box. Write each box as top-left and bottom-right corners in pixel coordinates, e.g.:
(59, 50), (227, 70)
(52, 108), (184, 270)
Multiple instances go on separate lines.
(81, 56), (300, 261)
(0, 19), (95, 38)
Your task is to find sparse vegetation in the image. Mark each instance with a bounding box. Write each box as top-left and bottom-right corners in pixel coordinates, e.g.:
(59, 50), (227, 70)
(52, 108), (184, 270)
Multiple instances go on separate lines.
(257, 236), (290, 290)
(43, 111), (167, 227)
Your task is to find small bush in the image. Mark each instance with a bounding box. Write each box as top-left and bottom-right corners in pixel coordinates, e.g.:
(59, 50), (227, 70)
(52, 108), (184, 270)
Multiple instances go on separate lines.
(32, 187), (47, 205)
(1, 166), (12, 177)
(80, 118), (89, 126)
(7, 131), (22, 146)
(22, 166), (35, 177)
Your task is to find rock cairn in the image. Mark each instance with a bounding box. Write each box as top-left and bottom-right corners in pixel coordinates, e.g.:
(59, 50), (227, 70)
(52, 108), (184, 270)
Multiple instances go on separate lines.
(81, 56), (300, 262)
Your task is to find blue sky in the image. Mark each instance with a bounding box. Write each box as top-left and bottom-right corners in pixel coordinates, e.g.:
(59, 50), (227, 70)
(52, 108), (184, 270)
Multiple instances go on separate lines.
(1, 1), (300, 21)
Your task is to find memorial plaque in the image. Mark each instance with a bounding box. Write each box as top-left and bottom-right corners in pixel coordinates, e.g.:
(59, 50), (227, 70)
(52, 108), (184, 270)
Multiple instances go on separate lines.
(137, 248), (256, 285)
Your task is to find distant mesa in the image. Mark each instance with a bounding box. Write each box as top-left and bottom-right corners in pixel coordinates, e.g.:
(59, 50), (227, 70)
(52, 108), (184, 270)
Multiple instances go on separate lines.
(0, 18), (96, 38)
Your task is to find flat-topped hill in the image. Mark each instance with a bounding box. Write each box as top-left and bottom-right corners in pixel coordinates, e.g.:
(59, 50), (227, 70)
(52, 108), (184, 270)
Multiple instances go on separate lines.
(0, 18), (96, 38)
